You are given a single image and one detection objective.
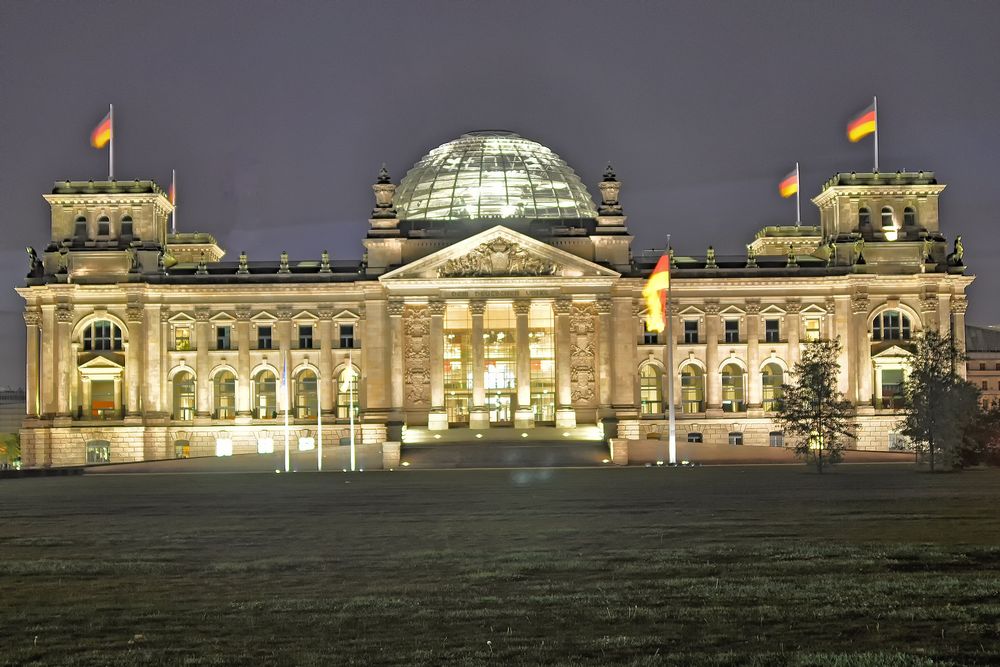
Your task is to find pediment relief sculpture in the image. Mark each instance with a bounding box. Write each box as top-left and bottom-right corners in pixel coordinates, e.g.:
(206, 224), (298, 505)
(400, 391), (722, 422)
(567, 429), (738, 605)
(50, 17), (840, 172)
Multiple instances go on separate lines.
(438, 238), (558, 278)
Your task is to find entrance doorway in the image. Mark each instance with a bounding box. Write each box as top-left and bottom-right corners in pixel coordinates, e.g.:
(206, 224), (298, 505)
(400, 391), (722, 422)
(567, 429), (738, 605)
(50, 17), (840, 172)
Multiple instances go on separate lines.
(488, 392), (513, 424)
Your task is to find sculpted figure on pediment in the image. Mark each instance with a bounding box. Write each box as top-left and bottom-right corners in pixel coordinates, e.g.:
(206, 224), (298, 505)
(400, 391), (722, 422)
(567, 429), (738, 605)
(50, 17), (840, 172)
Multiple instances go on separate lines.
(438, 238), (558, 277)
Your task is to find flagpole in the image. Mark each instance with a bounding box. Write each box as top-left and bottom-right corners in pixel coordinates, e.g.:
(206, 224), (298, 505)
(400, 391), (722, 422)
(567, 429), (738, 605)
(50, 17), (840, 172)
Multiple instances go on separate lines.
(873, 96), (879, 172)
(283, 351), (290, 473)
(108, 104), (114, 181)
(171, 169), (177, 235)
(349, 350), (356, 472)
(795, 162), (801, 226)
(317, 372), (323, 472)
(665, 235), (677, 465)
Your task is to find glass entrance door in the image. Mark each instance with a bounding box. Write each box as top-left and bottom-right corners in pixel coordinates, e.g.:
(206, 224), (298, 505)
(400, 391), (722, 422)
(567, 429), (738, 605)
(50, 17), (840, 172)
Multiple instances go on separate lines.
(488, 393), (514, 424)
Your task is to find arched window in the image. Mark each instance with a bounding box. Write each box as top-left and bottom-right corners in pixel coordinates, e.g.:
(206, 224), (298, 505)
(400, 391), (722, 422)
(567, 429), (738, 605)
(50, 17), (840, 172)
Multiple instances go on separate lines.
(120, 215), (134, 238)
(761, 363), (784, 412)
(904, 207), (916, 227)
(253, 370), (277, 419)
(872, 310), (912, 341)
(295, 369), (318, 418)
(213, 371), (236, 419)
(639, 364), (663, 415)
(73, 215), (87, 240)
(174, 439), (190, 459)
(721, 363), (745, 412)
(881, 207), (894, 229)
(172, 371), (195, 421)
(97, 215), (110, 237)
(680, 365), (704, 414)
(858, 207), (871, 228)
(337, 366), (359, 420)
(82, 320), (123, 351)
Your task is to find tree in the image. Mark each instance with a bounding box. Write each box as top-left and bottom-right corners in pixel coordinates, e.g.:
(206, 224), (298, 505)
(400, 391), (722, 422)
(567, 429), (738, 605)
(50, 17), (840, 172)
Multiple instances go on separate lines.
(0, 433), (19, 467)
(900, 330), (981, 471)
(776, 338), (856, 472)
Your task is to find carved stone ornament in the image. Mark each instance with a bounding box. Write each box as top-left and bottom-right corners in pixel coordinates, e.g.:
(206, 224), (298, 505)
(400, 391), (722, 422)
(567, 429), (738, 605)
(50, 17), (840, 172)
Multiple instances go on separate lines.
(951, 298), (968, 315)
(552, 298), (572, 316)
(920, 297), (937, 313)
(387, 301), (405, 317)
(235, 307), (253, 321)
(160, 309), (172, 323)
(438, 238), (558, 278)
(704, 302), (720, 315)
(23, 310), (41, 326)
(851, 295), (870, 314)
(512, 300), (531, 316)
(403, 306), (431, 406)
(55, 306), (74, 324)
(596, 298), (612, 315)
(429, 300), (446, 316)
(745, 301), (761, 315)
(469, 300), (486, 316)
(785, 301), (802, 315)
(126, 307), (144, 324)
(570, 302), (597, 404)
(195, 309), (211, 322)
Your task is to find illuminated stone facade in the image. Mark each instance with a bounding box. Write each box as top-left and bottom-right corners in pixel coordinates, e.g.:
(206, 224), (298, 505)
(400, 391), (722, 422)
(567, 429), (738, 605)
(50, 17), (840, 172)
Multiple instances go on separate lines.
(17, 132), (973, 466)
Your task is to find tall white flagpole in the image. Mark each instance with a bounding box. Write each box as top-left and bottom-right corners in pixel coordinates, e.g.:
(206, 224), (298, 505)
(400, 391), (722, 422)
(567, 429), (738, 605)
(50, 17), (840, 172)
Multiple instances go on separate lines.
(665, 236), (677, 465)
(873, 96), (879, 173)
(349, 350), (356, 472)
(283, 351), (290, 473)
(795, 162), (801, 226)
(171, 169), (177, 235)
(108, 104), (114, 181)
(317, 372), (323, 472)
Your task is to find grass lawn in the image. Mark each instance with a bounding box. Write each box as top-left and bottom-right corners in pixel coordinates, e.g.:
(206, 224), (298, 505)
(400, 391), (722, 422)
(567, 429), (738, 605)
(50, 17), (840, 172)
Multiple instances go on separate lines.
(1, 464), (999, 666)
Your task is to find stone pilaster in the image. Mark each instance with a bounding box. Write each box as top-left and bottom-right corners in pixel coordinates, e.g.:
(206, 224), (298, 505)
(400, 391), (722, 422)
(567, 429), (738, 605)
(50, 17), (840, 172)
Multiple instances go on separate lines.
(23, 310), (40, 417)
(40, 305), (56, 416)
(596, 298), (612, 411)
(428, 300), (448, 430)
(318, 306), (335, 416)
(513, 300), (533, 428)
(55, 305), (73, 417)
(469, 300), (488, 429)
(388, 300), (405, 416)
(554, 298), (576, 428)
(704, 301), (721, 414)
(235, 308), (252, 416)
(952, 296), (968, 379)
(194, 308), (211, 417)
(611, 297), (635, 410)
(851, 292), (872, 407)
(143, 304), (163, 416)
(785, 301), (801, 368)
(745, 301), (761, 408)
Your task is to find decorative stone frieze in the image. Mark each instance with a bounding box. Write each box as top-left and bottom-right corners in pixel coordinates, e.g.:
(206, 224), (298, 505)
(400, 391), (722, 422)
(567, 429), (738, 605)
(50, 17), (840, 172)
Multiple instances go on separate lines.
(438, 238), (557, 277)
(851, 295), (870, 314)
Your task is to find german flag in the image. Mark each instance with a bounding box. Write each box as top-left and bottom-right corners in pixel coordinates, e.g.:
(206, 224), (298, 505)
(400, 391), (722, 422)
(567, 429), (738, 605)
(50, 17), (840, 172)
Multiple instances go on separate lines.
(168, 179), (176, 206)
(642, 254), (670, 333)
(779, 168), (798, 198)
(847, 102), (876, 143)
(90, 110), (112, 148)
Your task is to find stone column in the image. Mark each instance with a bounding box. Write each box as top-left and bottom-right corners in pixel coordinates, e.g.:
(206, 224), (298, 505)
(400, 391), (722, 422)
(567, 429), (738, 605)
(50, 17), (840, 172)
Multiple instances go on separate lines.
(513, 300), (534, 428)
(554, 298), (576, 428)
(596, 298), (612, 411)
(55, 305), (73, 417)
(160, 309), (170, 416)
(39, 305), (56, 416)
(825, 299), (838, 341)
(194, 309), (211, 417)
(428, 300), (449, 430)
(610, 297), (635, 410)
(746, 301), (761, 408)
(920, 296), (939, 333)
(387, 300), (405, 417)
(834, 297), (851, 396)
(125, 305), (144, 415)
(469, 300), (488, 429)
(143, 304), (163, 415)
(277, 307), (293, 414)
(952, 296), (968, 379)
(24, 310), (40, 417)
(235, 308), (252, 416)
(851, 293), (872, 407)
(113, 376), (122, 414)
(786, 301), (801, 368)
(81, 377), (92, 419)
(361, 299), (389, 413)
(318, 307), (335, 416)
(704, 302), (721, 414)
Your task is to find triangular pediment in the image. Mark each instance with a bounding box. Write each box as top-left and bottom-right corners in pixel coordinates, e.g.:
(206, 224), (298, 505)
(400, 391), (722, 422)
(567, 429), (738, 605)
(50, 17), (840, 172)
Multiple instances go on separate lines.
(873, 344), (913, 360)
(380, 226), (620, 281)
(78, 355), (125, 377)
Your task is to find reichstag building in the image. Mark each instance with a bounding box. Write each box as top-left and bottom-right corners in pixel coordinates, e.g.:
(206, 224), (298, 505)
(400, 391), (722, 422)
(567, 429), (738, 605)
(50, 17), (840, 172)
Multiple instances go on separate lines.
(17, 131), (972, 466)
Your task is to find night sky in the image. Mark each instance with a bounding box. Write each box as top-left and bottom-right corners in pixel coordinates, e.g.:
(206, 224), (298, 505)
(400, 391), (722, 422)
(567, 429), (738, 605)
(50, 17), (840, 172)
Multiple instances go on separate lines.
(1, 0), (998, 387)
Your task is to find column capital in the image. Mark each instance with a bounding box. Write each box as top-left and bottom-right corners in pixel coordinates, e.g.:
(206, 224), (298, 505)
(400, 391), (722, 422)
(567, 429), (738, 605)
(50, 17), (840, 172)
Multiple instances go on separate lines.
(703, 301), (720, 315)
(851, 295), (870, 314)
(429, 300), (446, 316)
(745, 300), (761, 315)
(126, 306), (144, 324)
(920, 297), (937, 313)
(469, 300), (486, 316)
(23, 310), (41, 326)
(276, 306), (293, 321)
(784, 301), (802, 315)
(951, 296), (968, 314)
(824, 298), (837, 314)
(388, 300), (405, 317)
(512, 300), (531, 315)
(160, 309), (173, 323)
(55, 305), (73, 324)
(553, 298), (572, 315)
(194, 308), (211, 322)
(235, 307), (253, 321)
(596, 298), (612, 315)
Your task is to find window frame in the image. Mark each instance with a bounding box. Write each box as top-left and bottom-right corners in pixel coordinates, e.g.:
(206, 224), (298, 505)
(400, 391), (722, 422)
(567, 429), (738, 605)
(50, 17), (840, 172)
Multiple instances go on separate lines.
(257, 325), (273, 350)
(724, 319), (740, 343)
(683, 320), (699, 344)
(339, 323), (355, 349)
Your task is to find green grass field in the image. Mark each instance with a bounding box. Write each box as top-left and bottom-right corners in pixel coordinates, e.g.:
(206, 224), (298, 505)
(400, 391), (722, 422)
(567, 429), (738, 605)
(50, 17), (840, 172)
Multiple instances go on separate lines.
(2, 465), (999, 666)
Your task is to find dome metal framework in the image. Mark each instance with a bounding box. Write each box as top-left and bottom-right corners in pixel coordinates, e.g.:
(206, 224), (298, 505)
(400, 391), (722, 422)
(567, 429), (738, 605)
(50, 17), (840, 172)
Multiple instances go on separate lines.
(393, 131), (598, 221)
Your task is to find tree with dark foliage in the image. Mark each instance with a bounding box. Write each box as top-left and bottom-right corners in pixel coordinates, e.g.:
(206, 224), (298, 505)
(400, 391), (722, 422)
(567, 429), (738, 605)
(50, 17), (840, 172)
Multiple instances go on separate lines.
(900, 330), (980, 471)
(777, 339), (855, 473)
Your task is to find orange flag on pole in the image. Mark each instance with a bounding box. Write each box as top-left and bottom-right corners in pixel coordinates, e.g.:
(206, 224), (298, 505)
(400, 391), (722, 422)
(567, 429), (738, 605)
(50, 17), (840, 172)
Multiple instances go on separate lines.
(642, 254), (671, 333)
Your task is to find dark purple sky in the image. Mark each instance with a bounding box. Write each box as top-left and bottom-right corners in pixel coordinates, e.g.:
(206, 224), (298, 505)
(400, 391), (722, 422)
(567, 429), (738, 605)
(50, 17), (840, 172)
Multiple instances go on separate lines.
(2, 0), (999, 387)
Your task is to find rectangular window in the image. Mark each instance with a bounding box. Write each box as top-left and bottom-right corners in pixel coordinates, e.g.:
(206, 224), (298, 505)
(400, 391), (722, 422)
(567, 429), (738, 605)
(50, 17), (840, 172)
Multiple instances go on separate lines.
(121, 220), (134, 238)
(683, 320), (699, 344)
(764, 319), (780, 343)
(729, 432), (744, 446)
(86, 441), (111, 464)
(769, 431), (784, 448)
(298, 325), (313, 349)
(642, 320), (659, 345)
(216, 325), (231, 350)
(983, 380), (989, 390)
(980, 363), (987, 371)
(888, 433), (912, 451)
(804, 317), (821, 342)
(339, 323), (355, 349)
(174, 327), (191, 351)
(687, 432), (703, 443)
(257, 325), (273, 350)
(724, 319), (739, 343)
(881, 368), (905, 409)
(995, 363), (1000, 371)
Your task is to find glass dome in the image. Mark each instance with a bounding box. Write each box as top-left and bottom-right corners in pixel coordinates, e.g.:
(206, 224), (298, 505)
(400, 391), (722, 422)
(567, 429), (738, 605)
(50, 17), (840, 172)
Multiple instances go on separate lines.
(394, 131), (598, 221)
